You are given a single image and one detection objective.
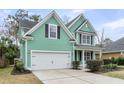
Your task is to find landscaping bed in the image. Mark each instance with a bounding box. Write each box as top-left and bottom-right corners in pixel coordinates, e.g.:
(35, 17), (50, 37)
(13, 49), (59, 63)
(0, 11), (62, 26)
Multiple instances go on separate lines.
(0, 66), (43, 84)
(86, 59), (124, 80)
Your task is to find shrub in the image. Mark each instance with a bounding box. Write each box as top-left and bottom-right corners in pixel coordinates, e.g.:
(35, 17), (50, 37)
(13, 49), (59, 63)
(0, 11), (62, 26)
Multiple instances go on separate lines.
(86, 60), (103, 72)
(14, 60), (24, 72)
(72, 61), (80, 69)
(103, 58), (117, 65)
(15, 61), (24, 70)
(116, 57), (124, 65)
(103, 59), (112, 65)
(102, 64), (118, 70)
(11, 60), (31, 75)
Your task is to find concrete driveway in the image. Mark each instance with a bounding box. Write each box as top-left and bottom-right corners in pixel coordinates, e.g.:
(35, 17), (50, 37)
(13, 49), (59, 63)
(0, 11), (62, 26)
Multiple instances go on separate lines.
(33, 69), (124, 84)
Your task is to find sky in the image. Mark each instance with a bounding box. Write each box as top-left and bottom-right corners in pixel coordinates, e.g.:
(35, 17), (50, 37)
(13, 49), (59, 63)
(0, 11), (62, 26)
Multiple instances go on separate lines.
(0, 9), (124, 41)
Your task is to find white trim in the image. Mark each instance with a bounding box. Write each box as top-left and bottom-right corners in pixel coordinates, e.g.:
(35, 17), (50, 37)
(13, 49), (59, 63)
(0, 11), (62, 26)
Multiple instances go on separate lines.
(84, 51), (92, 60)
(75, 20), (88, 32)
(23, 11), (53, 37)
(68, 14), (86, 29)
(30, 50), (32, 70)
(102, 50), (124, 53)
(82, 50), (85, 69)
(23, 36), (33, 40)
(93, 52), (96, 60)
(76, 48), (100, 51)
(48, 24), (58, 39)
(31, 50), (71, 53)
(30, 50), (72, 70)
(23, 10), (76, 41)
(68, 15), (81, 29)
(25, 40), (27, 68)
(81, 34), (92, 45)
(87, 19), (97, 35)
(75, 20), (97, 36)
(53, 11), (76, 41)
(76, 31), (96, 35)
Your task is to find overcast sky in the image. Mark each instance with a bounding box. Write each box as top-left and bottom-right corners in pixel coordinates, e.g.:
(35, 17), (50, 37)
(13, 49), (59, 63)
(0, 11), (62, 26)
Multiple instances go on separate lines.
(0, 9), (124, 41)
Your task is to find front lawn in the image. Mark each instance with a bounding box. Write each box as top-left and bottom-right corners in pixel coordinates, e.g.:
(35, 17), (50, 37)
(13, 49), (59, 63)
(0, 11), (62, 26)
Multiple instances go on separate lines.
(102, 66), (124, 80)
(0, 66), (43, 84)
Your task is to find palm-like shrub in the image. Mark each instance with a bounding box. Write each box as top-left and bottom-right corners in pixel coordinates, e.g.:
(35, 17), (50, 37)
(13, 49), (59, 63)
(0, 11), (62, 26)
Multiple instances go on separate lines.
(0, 36), (19, 67)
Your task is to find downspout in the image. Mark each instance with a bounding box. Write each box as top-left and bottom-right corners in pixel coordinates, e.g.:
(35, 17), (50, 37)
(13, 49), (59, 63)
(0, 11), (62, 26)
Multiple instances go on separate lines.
(25, 39), (27, 68)
(72, 43), (75, 61)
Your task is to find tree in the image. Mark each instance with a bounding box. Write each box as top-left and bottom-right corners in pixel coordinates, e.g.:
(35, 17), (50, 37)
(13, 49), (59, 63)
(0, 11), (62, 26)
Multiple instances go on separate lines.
(29, 15), (41, 22)
(0, 36), (19, 67)
(62, 15), (70, 24)
(4, 9), (29, 45)
(103, 38), (113, 47)
(4, 9), (42, 45)
(96, 29), (105, 59)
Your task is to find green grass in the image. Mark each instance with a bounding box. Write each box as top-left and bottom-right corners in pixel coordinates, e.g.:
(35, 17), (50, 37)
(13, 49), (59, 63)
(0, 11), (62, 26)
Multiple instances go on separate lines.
(102, 66), (124, 80)
(0, 66), (43, 84)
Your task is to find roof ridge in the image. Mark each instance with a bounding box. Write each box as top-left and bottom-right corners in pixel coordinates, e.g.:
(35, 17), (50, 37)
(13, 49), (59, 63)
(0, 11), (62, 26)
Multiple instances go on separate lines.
(66, 15), (81, 27)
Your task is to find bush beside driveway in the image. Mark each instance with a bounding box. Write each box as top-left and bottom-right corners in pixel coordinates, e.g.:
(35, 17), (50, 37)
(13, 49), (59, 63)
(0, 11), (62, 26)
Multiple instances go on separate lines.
(0, 66), (43, 84)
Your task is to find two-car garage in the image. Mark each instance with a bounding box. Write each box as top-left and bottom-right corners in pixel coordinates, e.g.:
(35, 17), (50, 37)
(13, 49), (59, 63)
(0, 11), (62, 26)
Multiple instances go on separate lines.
(31, 51), (71, 70)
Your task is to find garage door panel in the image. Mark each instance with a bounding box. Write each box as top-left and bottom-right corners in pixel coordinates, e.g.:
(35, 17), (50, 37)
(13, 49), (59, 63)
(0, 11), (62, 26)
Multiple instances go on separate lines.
(31, 51), (71, 70)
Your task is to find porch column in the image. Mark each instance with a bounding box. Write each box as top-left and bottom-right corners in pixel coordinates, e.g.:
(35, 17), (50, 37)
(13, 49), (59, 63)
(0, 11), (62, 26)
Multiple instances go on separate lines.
(82, 50), (85, 69)
(93, 51), (96, 60)
(76, 50), (79, 61)
(99, 49), (102, 60)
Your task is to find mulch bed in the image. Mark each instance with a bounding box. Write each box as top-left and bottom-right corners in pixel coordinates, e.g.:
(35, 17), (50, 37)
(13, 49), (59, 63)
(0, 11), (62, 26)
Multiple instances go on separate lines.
(11, 68), (31, 75)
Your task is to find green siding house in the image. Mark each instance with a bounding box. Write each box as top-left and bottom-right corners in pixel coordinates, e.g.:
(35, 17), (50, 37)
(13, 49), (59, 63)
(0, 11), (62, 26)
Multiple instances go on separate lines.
(19, 10), (100, 70)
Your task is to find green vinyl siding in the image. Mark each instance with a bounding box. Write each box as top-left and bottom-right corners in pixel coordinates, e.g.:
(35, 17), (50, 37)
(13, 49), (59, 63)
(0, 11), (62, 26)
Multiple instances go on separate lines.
(69, 17), (85, 32)
(80, 22), (94, 32)
(26, 16), (73, 68)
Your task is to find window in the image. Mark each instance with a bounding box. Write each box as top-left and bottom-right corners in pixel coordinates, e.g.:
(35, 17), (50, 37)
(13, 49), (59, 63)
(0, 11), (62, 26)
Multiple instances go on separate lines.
(84, 51), (92, 60)
(82, 34), (92, 45)
(49, 24), (57, 39)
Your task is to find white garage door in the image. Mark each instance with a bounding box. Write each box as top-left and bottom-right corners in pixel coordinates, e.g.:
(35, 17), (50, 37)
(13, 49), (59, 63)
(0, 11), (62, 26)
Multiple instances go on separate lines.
(31, 51), (71, 70)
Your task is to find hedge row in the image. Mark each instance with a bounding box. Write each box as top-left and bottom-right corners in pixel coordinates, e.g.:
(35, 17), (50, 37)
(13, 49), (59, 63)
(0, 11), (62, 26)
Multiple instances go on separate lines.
(103, 57), (124, 65)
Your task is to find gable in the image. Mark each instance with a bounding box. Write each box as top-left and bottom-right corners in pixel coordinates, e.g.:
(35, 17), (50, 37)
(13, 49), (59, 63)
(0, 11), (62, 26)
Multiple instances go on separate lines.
(27, 15), (73, 51)
(80, 22), (94, 32)
(69, 16), (86, 32)
(23, 11), (75, 41)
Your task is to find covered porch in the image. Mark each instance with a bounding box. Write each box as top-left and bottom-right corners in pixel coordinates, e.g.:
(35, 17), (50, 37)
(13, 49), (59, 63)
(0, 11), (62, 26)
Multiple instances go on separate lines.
(74, 45), (101, 68)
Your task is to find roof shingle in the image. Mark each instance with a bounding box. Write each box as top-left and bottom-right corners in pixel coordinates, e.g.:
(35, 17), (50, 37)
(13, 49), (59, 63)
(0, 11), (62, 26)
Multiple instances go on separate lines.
(19, 19), (38, 29)
(103, 37), (124, 52)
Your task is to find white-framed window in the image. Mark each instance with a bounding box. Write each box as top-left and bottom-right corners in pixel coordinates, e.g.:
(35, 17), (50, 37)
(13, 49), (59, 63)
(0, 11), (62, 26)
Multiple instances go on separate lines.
(49, 24), (57, 39)
(82, 34), (92, 45)
(84, 51), (92, 60)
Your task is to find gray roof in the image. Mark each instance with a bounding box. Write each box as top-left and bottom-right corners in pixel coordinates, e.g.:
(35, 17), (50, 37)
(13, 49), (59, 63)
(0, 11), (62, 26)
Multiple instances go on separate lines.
(66, 15), (80, 27)
(19, 19), (38, 29)
(103, 37), (124, 52)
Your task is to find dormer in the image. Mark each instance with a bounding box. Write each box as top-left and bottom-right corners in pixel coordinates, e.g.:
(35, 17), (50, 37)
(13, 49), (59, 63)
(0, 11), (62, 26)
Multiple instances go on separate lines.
(66, 14), (97, 46)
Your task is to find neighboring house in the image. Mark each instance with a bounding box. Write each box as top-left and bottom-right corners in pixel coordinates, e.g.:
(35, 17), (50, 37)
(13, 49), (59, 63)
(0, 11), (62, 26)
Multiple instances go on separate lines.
(96, 37), (124, 59)
(18, 10), (100, 70)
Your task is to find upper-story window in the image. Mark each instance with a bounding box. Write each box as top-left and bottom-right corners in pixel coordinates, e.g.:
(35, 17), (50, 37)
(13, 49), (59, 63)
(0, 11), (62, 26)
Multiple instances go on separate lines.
(49, 24), (57, 39)
(82, 35), (92, 45)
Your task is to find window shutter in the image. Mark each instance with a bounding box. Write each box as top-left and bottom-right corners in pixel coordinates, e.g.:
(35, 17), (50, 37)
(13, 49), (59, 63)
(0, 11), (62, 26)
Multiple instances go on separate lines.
(79, 34), (82, 44)
(91, 35), (93, 45)
(45, 24), (49, 38)
(91, 51), (93, 60)
(57, 26), (60, 39)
